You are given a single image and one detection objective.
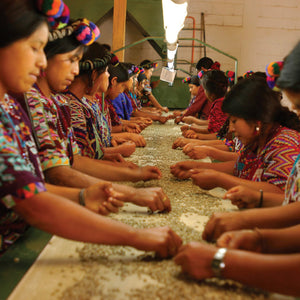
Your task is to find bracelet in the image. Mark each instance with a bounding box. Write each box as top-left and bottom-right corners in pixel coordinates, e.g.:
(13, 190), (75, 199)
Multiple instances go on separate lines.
(258, 189), (263, 207)
(79, 188), (86, 206)
(211, 247), (227, 278)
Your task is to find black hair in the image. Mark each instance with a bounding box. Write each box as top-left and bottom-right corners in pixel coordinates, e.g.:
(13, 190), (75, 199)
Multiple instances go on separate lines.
(108, 63), (129, 84)
(187, 75), (200, 86)
(201, 70), (228, 98)
(44, 20), (86, 59)
(140, 59), (152, 70)
(196, 57), (214, 70)
(0, 0), (48, 48)
(277, 41), (300, 93)
(138, 73), (147, 83)
(222, 77), (300, 131)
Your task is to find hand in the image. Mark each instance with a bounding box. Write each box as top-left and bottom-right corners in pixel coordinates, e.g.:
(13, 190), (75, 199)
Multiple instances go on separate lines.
(174, 242), (216, 279)
(202, 211), (252, 242)
(180, 124), (191, 132)
(217, 229), (263, 252)
(162, 107), (169, 113)
(172, 137), (193, 149)
(111, 137), (127, 145)
(129, 187), (171, 212)
(135, 166), (162, 182)
(174, 116), (183, 124)
(183, 130), (198, 139)
(125, 134), (146, 147)
(85, 182), (124, 215)
(190, 168), (218, 190)
(185, 145), (211, 160)
(182, 142), (202, 153)
(124, 124), (141, 134)
(182, 116), (196, 124)
(102, 152), (125, 163)
(224, 185), (261, 209)
(117, 141), (136, 157)
(158, 116), (168, 124)
(170, 161), (195, 179)
(132, 226), (182, 258)
(172, 110), (182, 117)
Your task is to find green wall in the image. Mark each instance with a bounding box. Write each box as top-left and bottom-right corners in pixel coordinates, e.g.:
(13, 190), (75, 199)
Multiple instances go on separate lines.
(64, 0), (190, 108)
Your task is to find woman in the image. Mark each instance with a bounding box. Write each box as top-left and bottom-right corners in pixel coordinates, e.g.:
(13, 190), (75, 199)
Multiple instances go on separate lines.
(26, 19), (163, 186)
(0, 0), (181, 256)
(64, 43), (141, 159)
(174, 42), (300, 297)
(171, 78), (300, 194)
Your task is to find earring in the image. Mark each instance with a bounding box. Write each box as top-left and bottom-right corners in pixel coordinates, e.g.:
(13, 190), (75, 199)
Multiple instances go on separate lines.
(40, 69), (46, 77)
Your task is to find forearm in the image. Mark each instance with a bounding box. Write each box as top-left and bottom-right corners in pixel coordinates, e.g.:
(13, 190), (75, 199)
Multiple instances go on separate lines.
(196, 161), (235, 174)
(148, 94), (164, 110)
(112, 125), (123, 133)
(44, 165), (99, 188)
(209, 148), (238, 162)
(216, 173), (284, 192)
(195, 132), (216, 140)
(45, 183), (80, 202)
(15, 192), (137, 246)
(73, 155), (139, 182)
(259, 225), (300, 253)
(223, 250), (300, 296)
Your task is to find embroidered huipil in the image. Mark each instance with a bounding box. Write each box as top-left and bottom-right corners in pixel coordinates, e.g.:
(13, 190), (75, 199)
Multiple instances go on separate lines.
(283, 154), (300, 205)
(63, 92), (112, 160)
(207, 97), (228, 133)
(0, 95), (46, 254)
(234, 127), (300, 191)
(26, 85), (80, 171)
(112, 92), (133, 120)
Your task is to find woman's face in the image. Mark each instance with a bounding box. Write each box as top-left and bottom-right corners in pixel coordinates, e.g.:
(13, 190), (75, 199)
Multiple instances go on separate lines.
(189, 84), (199, 97)
(93, 67), (109, 94)
(45, 47), (83, 92)
(144, 68), (153, 79)
(124, 77), (133, 91)
(229, 116), (257, 145)
(0, 23), (48, 95)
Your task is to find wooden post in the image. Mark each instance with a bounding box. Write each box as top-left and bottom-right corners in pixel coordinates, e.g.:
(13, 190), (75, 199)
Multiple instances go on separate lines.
(112, 0), (127, 62)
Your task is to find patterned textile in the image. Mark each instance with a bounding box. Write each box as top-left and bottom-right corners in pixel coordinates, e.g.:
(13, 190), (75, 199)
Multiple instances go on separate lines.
(207, 97), (228, 133)
(26, 85), (80, 171)
(112, 92), (133, 120)
(283, 154), (300, 205)
(0, 94), (46, 254)
(140, 78), (152, 106)
(126, 91), (141, 111)
(105, 96), (122, 126)
(234, 126), (300, 191)
(64, 92), (112, 159)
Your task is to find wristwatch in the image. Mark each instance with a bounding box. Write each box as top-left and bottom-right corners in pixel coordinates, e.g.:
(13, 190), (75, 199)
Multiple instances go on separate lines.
(211, 248), (227, 278)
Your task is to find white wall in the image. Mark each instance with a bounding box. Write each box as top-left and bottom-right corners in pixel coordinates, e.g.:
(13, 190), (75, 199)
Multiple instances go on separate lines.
(97, 0), (300, 79)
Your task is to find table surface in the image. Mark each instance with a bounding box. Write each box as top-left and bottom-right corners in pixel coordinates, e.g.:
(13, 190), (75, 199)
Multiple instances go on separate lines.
(5, 120), (296, 300)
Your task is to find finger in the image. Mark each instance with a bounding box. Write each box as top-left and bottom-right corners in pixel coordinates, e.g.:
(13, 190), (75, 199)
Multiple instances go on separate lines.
(97, 205), (110, 216)
(202, 217), (216, 242)
(108, 197), (124, 207)
(103, 201), (119, 213)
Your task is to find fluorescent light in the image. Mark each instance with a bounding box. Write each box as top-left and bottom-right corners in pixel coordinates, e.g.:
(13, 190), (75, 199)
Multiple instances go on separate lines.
(162, 0), (189, 70)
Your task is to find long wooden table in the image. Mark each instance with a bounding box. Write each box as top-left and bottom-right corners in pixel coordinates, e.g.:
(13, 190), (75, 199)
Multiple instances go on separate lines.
(7, 120), (294, 300)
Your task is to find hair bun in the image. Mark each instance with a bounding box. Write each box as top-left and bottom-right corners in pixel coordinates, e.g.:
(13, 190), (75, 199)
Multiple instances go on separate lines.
(266, 61), (284, 90)
(37, 0), (70, 28)
(74, 19), (100, 46)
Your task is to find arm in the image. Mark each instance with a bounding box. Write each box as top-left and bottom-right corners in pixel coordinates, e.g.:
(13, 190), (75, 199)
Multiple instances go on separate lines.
(14, 192), (181, 257)
(174, 241), (300, 297)
(202, 201), (300, 242)
(72, 154), (161, 183)
(191, 169), (284, 192)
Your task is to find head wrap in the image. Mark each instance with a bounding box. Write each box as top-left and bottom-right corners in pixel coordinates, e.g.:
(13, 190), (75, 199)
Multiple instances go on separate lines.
(49, 18), (100, 45)
(243, 70), (254, 79)
(182, 75), (200, 86)
(37, 0), (70, 29)
(140, 60), (158, 70)
(265, 61), (284, 90)
(225, 70), (235, 84)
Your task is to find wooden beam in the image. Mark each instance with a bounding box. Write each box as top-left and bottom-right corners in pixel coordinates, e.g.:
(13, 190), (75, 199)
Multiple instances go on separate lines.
(112, 0), (127, 62)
